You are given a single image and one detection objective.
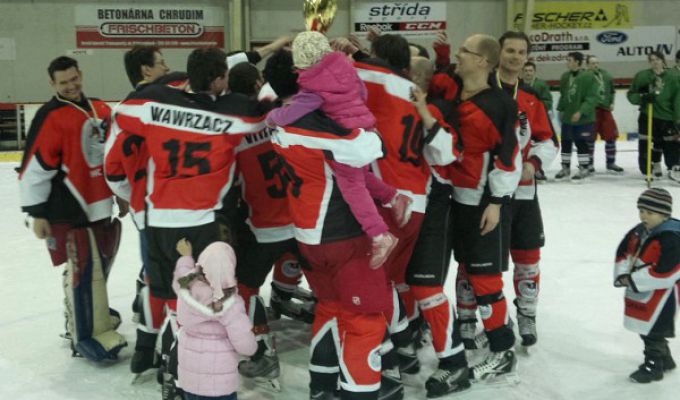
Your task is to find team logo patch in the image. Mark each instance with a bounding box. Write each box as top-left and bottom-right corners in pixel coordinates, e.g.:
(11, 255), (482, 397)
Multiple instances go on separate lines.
(456, 280), (475, 303)
(479, 305), (492, 320)
(282, 260), (301, 278)
(352, 296), (361, 306)
(81, 118), (105, 167)
(518, 280), (538, 299)
(368, 346), (381, 372)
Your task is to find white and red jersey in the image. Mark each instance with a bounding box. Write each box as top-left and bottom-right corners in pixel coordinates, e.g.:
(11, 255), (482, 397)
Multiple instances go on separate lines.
(271, 111), (384, 245)
(235, 127), (294, 243)
(615, 221), (680, 336)
(492, 76), (558, 200)
(112, 86), (266, 228)
(356, 60), (459, 213)
(433, 88), (521, 206)
(19, 95), (113, 224)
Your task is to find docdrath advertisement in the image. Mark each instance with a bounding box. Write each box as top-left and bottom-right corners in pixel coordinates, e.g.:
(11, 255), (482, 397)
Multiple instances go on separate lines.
(75, 5), (225, 48)
(528, 26), (676, 64)
(352, 1), (447, 37)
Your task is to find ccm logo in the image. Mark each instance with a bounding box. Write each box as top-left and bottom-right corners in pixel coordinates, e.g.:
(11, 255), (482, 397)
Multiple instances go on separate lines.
(402, 22), (445, 30)
(597, 31), (628, 45)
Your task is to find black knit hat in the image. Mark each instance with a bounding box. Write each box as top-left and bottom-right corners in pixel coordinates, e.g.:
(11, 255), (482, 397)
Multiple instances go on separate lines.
(637, 188), (673, 216)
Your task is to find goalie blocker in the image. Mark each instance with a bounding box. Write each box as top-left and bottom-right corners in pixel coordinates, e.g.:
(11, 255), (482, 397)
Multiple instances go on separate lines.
(63, 219), (127, 361)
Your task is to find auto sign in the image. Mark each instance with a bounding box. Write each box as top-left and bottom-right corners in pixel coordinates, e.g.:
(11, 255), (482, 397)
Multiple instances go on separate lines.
(596, 31), (628, 45)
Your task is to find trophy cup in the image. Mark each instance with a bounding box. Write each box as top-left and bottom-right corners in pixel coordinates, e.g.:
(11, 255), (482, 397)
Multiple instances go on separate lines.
(303, 0), (338, 33)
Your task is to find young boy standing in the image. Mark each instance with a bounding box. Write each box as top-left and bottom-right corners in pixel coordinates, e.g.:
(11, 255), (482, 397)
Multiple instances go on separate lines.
(614, 188), (680, 383)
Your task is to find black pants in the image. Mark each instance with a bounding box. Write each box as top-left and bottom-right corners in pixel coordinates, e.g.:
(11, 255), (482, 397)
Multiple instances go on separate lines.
(146, 222), (220, 299)
(637, 114), (680, 174)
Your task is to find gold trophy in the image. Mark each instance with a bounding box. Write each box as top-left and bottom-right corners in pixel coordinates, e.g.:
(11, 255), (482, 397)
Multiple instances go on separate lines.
(303, 0), (338, 33)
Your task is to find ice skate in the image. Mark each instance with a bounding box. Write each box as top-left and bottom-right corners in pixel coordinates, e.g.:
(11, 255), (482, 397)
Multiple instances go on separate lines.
(515, 299), (537, 348)
(269, 289), (315, 324)
(130, 348), (160, 384)
(460, 321), (488, 351)
(534, 169), (547, 182)
(470, 349), (518, 384)
(397, 343), (420, 374)
(630, 357), (663, 383)
(663, 354), (676, 371)
(668, 165), (680, 183)
(606, 163), (624, 173)
(310, 388), (340, 400)
(587, 164), (595, 175)
(239, 352), (281, 391)
(378, 368), (404, 400)
(554, 166), (570, 180)
(653, 162), (663, 178)
(425, 365), (471, 398)
(571, 166), (589, 182)
(161, 371), (184, 400)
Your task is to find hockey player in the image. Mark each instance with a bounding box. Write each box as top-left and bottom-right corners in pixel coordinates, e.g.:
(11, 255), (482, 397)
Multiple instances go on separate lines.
(18, 56), (126, 361)
(555, 52), (600, 181)
(355, 35), (460, 395)
(105, 44), (180, 377)
(522, 62), (552, 115)
(110, 47), (267, 397)
(435, 34), (521, 381)
(614, 188), (679, 383)
(224, 60), (311, 390)
(627, 51), (680, 179)
(402, 56), (469, 398)
(586, 55), (624, 173)
(268, 48), (393, 400)
(454, 31), (557, 353)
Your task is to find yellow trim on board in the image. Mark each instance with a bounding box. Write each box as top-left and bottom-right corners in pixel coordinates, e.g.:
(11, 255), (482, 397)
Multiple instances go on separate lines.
(0, 151), (22, 162)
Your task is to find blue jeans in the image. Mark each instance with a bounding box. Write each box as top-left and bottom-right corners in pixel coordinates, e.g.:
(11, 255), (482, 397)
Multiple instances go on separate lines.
(184, 392), (236, 400)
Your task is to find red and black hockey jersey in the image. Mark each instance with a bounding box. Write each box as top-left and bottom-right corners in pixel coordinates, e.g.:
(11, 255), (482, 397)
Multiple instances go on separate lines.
(614, 220), (680, 336)
(105, 72), (189, 228)
(19, 95), (113, 224)
(492, 75), (558, 200)
(112, 86), (266, 228)
(235, 127), (294, 243)
(433, 88), (521, 205)
(271, 111), (384, 245)
(356, 60), (459, 213)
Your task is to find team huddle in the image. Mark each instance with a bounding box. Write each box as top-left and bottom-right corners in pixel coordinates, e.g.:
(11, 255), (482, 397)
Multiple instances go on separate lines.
(16, 27), (680, 400)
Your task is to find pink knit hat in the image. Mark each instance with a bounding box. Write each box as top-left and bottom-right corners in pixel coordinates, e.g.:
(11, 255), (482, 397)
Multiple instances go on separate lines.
(197, 242), (237, 302)
(292, 31), (332, 69)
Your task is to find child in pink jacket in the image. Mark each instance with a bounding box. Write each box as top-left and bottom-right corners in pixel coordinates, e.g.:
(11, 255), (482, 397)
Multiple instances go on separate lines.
(173, 239), (257, 400)
(267, 31), (412, 268)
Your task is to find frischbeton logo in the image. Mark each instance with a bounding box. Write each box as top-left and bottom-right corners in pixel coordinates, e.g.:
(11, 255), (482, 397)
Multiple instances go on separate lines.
(596, 31), (628, 45)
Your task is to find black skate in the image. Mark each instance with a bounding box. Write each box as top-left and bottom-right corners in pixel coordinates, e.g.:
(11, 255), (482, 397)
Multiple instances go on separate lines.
(669, 166), (680, 183)
(309, 388), (340, 400)
(470, 349), (518, 383)
(554, 166), (570, 180)
(425, 365), (471, 398)
(663, 354), (676, 371)
(606, 164), (624, 173)
(269, 289), (315, 324)
(239, 351), (281, 391)
(378, 368), (404, 400)
(161, 371), (184, 400)
(515, 300), (537, 348)
(630, 357), (664, 383)
(397, 344), (420, 374)
(534, 170), (547, 182)
(571, 166), (589, 182)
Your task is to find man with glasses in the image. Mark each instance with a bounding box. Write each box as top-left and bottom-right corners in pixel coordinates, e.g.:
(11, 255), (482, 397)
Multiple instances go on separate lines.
(434, 33), (521, 384)
(454, 31), (556, 354)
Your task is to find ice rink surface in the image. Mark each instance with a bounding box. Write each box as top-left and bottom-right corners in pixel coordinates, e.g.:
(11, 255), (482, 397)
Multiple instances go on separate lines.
(1, 141), (679, 400)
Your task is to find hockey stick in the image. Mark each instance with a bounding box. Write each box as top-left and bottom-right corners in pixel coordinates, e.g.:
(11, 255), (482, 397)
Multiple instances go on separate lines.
(646, 103), (653, 188)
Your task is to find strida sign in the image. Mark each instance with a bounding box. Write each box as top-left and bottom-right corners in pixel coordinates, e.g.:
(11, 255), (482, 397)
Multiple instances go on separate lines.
(353, 1), (447, 37)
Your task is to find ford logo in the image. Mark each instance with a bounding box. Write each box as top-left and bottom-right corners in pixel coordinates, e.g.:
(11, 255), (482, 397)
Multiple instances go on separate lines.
(597, 31), (628, 45)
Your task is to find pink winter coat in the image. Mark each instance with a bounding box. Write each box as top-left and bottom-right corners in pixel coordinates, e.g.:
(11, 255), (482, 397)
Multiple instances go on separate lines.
(172, 256), (257, 397)
(298, 51), (376, 129)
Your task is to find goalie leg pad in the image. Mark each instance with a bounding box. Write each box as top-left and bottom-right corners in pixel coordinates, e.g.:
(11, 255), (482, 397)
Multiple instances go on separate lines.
(90, 219), (122, 279)
(64, 226), (127, 362)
